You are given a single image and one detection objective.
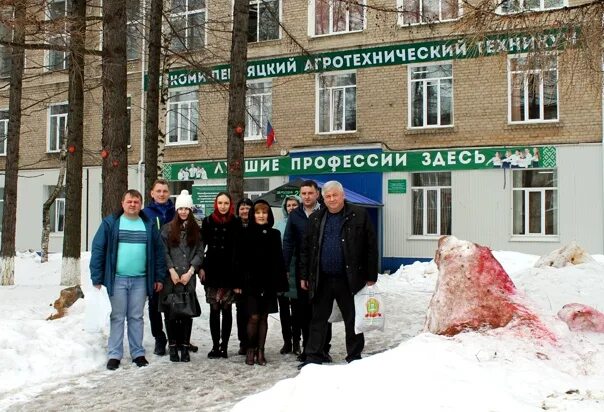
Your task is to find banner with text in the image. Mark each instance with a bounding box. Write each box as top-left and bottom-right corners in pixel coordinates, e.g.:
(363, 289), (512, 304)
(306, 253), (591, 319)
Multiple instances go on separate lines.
(164, 29), (571, 89)
(163, 146), (557, 181)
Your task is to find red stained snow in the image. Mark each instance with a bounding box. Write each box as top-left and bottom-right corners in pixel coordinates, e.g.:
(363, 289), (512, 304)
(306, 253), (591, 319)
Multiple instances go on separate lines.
(558, 303), (604, 333)
(425, 236), (556, 342)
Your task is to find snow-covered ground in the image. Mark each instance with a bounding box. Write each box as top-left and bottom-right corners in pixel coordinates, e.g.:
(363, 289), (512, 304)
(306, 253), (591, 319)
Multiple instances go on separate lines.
(1, 249), (603, 411)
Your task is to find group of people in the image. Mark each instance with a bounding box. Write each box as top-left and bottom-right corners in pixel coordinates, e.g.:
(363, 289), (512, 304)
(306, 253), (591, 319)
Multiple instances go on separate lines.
(90, 178), (378, 371)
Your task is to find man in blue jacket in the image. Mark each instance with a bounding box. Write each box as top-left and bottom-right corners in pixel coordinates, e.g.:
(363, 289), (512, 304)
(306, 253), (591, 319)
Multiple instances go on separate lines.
(142, 179), (175, 356)
(90, 189), (166, 370)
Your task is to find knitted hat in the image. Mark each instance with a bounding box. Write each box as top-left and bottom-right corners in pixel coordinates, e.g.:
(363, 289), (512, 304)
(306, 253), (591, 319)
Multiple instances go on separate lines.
(175, 190), (194, 210)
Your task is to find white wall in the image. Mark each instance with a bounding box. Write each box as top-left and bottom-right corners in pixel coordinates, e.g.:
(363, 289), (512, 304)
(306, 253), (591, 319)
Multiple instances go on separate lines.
(383, 144), (604, 259)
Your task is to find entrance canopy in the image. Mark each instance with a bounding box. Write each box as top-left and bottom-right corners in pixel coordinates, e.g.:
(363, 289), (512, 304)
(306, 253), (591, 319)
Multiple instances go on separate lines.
(257, 178), (382, 208)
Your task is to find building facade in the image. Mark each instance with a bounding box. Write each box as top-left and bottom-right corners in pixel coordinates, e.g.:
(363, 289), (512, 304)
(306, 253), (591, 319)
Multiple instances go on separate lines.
(0, 0), (602, 271)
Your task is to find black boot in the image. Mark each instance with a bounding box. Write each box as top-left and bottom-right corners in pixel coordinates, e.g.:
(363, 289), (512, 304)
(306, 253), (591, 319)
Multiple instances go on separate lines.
(219, 343), (228, 358)
(154, 338), (167, 356)
(245, 349), (255, 366)
(280, 341), (292, 355)
(256, 348), (267, 366)
(208, 346), (221, 359)
(169, 345), (180, 362)
(180, 345), (190, 362)
(292, 340), (301, 356)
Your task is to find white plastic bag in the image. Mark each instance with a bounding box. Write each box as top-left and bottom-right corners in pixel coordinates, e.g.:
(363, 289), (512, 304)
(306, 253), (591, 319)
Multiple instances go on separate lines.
(354, 284), (385, 334)
(84, 287), (111, 333)
(328, 300), (343, 323)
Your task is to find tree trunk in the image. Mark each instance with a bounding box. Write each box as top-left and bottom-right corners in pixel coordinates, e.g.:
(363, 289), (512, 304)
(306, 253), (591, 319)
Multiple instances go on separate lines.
(226, 0), (249, 207)
(101, 0), (128, 217)
(61, 0), (86, 285)
(0, 2), (26, 285)
(144, 0), (163, 203)
(41, 150), (67, 263)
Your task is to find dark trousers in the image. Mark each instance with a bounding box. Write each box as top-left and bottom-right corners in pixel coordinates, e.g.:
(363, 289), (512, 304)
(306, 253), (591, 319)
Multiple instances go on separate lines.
(236, 297), (248, 349)
(296, 293), (331, 352)
(148, 291), (166, 344)
(166, 317), (192, 345)
(305, 277), (363, 363)
(277, 296), (302, 344)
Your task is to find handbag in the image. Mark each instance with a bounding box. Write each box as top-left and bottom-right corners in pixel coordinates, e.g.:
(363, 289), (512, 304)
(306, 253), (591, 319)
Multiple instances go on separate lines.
(163, 283), (201, 320)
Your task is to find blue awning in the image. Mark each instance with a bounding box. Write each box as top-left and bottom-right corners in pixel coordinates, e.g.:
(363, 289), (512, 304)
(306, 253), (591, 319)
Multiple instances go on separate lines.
(311, 178), (383, 208)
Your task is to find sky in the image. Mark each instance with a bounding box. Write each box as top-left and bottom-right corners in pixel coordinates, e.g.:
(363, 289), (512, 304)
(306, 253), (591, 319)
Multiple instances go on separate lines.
(0, 248), (603, 411)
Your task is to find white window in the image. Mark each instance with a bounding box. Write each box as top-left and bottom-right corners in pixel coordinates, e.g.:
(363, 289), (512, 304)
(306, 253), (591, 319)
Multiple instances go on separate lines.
(409, 63), (453, 128)
(249, 0), (280, 42)
(310, 0), (365, 36)
(0, 109), (8, 156)
(0, 10), (12, 78)
(499, 0), (563, 13)
(412, 172), (451, 236)
(317, 72), (356, 133)
(167, 90), (199, 145)
(47, 0), (70, 71)
(245, 80), (272, 141)
(169, 0), (206, 51)
(46, 186), (66, 233)
(127, 0), (142, 60)
(512, 169), (557, 236)
(508, 55), (558, 123)
(47, 103), (68, 153)
(397, 0), (459, 25)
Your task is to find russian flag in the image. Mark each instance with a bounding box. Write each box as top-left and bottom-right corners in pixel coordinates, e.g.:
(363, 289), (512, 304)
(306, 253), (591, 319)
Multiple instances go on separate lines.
(266, 120), (276, 148)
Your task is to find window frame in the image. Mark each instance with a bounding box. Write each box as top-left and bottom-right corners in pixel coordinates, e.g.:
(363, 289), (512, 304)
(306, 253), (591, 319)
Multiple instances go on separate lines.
(169, 0), (207, 52)
(511, 169), (558, 237)
(46, 0), (71, 72)
(166, 89), (199, 146)
(248, 0), (281, 43)
(498, 0), (565, 14)
(0, 9), (13, 78)
(396, 0), (461, 26)
(0, 108), (8, 156)
(410, 172), (452, 237)
(46, 186), (66, 233)
(408, 62), (454, 129)
(47, 102), (69, 153)
(244, 79), (272, 142)
(507, 53), (559, 124)
(126, 0), (142, 60)
(309, 0), (366, 37)
(316, 70), (357, 134)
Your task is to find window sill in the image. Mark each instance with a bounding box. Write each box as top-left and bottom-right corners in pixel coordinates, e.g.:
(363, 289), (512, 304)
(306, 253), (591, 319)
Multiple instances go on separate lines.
(165, 141), (199, 147)
(496, 6), (564, 15)
(505, 121), (561, 130)
(408, 235), (443, 240)
(248, 38), (281, 46)
(405, 126), (456, 135)
(316, 130), (357, 136)
(310, 30), (364, 39)
(398, 18), (459, 27)
(245, 137), (267, 144)
(50, 232), (64, 237)
(46, 150), (61, 154)
(510, 235), (560, 242)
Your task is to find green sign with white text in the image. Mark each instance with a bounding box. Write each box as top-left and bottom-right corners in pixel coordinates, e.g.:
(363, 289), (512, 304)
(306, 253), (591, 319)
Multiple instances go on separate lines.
(388, 179), (407, 194)
(164, 29), (572, 89)
(163, 146), (557, 181)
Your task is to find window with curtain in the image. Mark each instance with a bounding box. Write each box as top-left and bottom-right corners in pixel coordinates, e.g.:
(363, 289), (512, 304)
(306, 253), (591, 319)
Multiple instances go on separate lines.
(512, 169), (557, 235)
(409, 63), (453, 128)
(318, 72), (356, 133)
(313, 0), (365, 36)
(509, 54), (558, 123)
(248, 0), (280, 42)
(411, 172), (451, 236)
(245, 80), (272, 141)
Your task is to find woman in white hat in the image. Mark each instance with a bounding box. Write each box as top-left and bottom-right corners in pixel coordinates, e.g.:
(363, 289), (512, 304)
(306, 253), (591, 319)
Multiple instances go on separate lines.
(159, 190), (203, 362)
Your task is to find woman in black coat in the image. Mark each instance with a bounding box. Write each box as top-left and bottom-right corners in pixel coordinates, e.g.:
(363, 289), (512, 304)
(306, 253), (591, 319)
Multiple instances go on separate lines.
(160, 190), (203, 363)
(199, 192), (241, 358)
(236, 199), (288, 365)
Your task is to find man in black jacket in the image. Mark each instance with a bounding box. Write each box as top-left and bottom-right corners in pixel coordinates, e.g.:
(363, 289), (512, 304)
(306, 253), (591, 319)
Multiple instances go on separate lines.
(283, 180), (332, 361)
(299, 180), (378, 367)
